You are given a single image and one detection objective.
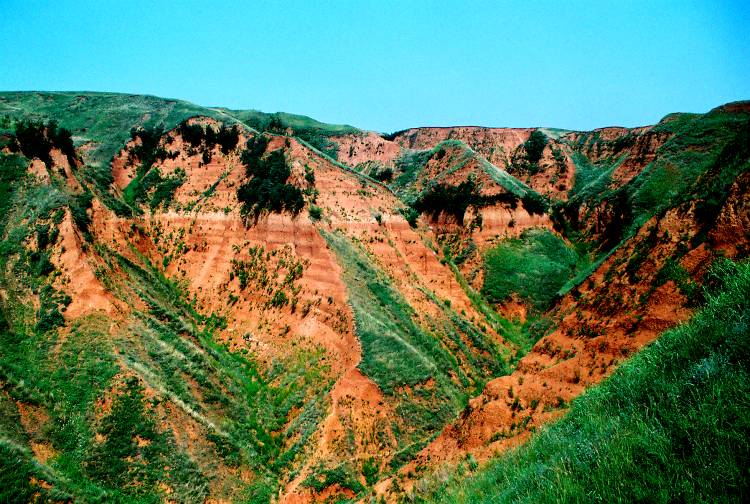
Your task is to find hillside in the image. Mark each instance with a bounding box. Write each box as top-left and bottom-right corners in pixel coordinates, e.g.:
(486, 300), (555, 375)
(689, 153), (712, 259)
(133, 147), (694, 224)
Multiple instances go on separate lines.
(0, 91), (748, 503)
(413, 258), (750, 502)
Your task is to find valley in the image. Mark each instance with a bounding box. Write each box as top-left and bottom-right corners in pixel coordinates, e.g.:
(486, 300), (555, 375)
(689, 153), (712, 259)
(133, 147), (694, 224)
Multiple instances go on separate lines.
(0, 91), (748, 503)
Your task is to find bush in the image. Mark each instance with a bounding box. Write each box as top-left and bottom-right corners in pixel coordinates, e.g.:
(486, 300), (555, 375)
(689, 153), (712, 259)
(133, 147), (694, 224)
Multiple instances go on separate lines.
(176, 120), (239, 154)
(399, 207), (419, 228)
(176, 120), (204, 148)
(14, 120), (76, 166)
(524, 129), (547, 166)
(0, 154), (27, 233)
(520, 191), (548, 215)
(85, 377), (169, 496)
(150, 168), (186, 210)
(70, 190), (94, 239)
(129, 124), (166, 170)
(35, 284), (66, 333)
(308, 205), (322, 221)
(414, 178), (482, 220)
(303, 463), (364, 494)
(237, 137), (304, 219)
(373, 167), (394, 182)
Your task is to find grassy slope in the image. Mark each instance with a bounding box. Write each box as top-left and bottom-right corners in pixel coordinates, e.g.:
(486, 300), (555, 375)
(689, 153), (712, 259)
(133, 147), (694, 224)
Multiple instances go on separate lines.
(321, 230), (507, 472)
(389, 139), (540, 206)
(482, 228), (581, 312)
(0, 91), (229, 166)
(562, 102), (750, 247)
(0, 91), (360, 166)
(549, 102), (749, 301)
(415, 259), (750, 503)
(216, 108), (359, 136)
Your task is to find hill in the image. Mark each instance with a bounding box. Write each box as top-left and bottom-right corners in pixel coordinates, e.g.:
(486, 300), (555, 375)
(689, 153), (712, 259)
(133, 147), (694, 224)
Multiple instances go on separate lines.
(0, 91), (748, 503)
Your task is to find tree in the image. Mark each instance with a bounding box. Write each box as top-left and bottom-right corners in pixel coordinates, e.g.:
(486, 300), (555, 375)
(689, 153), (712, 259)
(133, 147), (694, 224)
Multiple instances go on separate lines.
(525, 129), (547, 166)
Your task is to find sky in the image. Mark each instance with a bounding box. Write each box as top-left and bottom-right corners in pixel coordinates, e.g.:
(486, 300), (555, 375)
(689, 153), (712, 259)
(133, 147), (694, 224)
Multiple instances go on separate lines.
(1, 0), (748, 132)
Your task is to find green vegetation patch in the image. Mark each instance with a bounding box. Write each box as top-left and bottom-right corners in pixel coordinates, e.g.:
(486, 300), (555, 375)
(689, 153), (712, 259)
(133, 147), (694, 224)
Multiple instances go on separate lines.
(177, 119), (239, 155)
(482, 229), (579, 311)
(559, 104), (750, 252)
(122, 125), (186, 211)
(0, 156), (331, 500)
(321, 230), (457, 393)
(222, 109), (358, 160)
(303, 462), (364, 494)
(12, 119), (76, 166)
(508, 129), (548, 175)
(0, 154), (27, 235)
(390, 141), (548, 220)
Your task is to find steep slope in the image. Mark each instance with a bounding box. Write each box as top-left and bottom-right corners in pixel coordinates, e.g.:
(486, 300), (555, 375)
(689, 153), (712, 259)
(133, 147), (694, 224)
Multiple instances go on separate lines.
(414, 258), (750, 503)
(0, 92), (748, 503)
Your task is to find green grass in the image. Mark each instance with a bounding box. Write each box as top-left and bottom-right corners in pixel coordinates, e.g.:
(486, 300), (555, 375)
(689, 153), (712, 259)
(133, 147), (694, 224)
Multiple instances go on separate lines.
(0, 91), (232, 166)
(389, 140), (545, 222)
(321, 229), (508, 478)
(569, 150), (627, 202)
(0, 246), (332, 501)
(321, 230), (461, 393)
(482, 229), (580, 312)
(217, 108), (359, 137)
(414, 258), (750, 503)
(215, 108), (360, 159)
(0, 91), (360, 166)
(303, 462), (364, 494)
(628, 108), (750, 231)
(0, 154), (27, 235)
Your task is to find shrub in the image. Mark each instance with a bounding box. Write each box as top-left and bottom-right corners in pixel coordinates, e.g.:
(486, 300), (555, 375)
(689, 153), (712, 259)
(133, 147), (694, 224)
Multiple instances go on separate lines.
(414, 178), (482, 220)
(304, 165), (315, 185)
(268, 290), (289, 308)
(362, 457), (379, 486)
(524, 129), (547, 165)
(176, 120), (204, 147)
(0, 154), (28, 236)
(150, 168), (186, 210)
(237, 137), (304, 219)
(303, 463), (364, 494)
(85, 377), (169, 495)
(399, 207), (419, 228)
(308, 205), (322, 221)
(520, 191), (548, 215)
(176, 120), (239, 154)
(373, 167), (394, 182)
(35, 284), (66, 333)
(129, 124), (166, 169)
(14, 120), (76, 166)
(70, 190), (94, 239)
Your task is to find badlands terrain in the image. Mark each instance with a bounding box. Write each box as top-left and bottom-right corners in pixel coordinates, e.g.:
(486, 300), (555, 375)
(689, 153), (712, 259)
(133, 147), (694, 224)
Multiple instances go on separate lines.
(0, 92), (748, 503)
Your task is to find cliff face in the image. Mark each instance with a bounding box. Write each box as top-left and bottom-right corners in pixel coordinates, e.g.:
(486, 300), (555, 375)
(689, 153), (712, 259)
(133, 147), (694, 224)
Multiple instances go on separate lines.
(0, 92), (747, 503)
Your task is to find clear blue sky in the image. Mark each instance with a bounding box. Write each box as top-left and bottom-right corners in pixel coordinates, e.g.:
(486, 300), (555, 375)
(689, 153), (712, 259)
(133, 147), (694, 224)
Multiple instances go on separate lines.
(1, 0), (748, 132)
